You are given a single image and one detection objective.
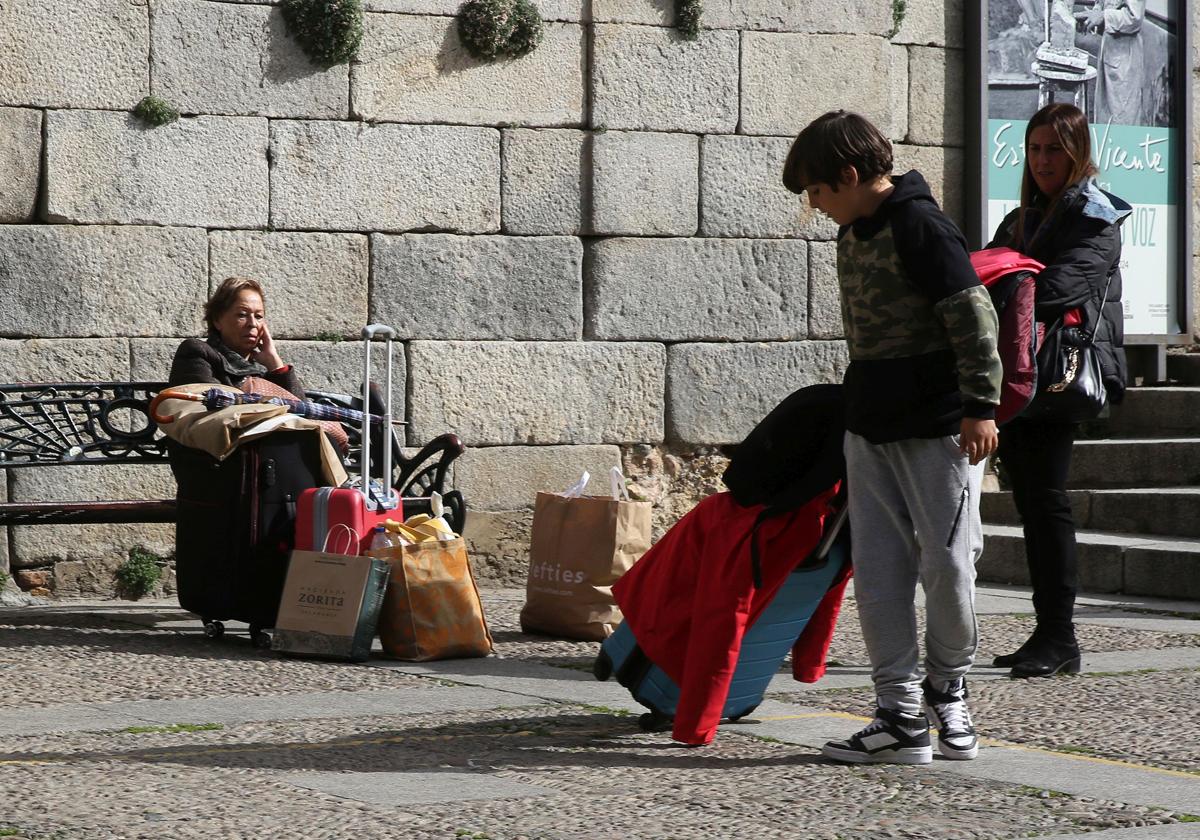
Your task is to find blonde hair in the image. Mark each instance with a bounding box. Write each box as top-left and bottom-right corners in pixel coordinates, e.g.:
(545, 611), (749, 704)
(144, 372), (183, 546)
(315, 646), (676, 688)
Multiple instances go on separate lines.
(205, 276), (265, 332)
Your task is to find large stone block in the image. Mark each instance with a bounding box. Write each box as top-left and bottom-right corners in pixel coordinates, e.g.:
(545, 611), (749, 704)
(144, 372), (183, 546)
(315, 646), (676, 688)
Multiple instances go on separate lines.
(364, 0), (582, 19)
(352, 15), (584, 126)
(893, 143), (966, 229)
(741, 33), (907, 140)
(592, 0), (672, 25)
(455, 445), (624, 510)
(502, 129), (586, 235)
(892, 0), (965, 48)
(408, 341), (665, 445)
(278, 341), (406, 410)
(270, 121), (500, 234)
(593, 0), (891, 33)
(371, 234), (582, 340)
(45, 111), (269, 228)
(152, 0), (349, 118)
(130, 338), (186, 384)
(0, 339), (131, 383)
(0, 0), (148, 110)
(209, 231), (369, 339)
(592, 25), (739, 133)
(463, 508), (534, 587)
(587, 238), (808, 341)
(592, 131), (698, 236)
(0, 226), (207, 338)
(0, 108), (41, 223)
(706, 1), (891, 33)
(808, 241), (843, 340)
(6, 465), (176, 583)
(666, 341), (848, 443)
(908, 46), (965, 147)
(699, 134), (837, 239)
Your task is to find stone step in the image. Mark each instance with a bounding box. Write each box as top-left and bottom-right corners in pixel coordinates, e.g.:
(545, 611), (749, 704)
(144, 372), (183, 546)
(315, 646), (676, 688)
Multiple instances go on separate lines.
(981, 488), (1200, 539)
(978, 524), (1200, 600)
(1097, 386), (1200, 438)
(1167, 353), (1200, 385)
(1067, 438), (1200, 489)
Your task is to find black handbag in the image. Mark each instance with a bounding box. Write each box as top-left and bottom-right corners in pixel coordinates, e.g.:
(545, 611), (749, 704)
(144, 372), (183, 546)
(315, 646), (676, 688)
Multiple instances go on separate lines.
(1024, 276), (1110, 423)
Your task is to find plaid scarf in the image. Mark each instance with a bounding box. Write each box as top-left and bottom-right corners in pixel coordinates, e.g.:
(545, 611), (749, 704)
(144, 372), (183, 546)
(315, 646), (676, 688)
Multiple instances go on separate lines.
(205, 331), (267, 381)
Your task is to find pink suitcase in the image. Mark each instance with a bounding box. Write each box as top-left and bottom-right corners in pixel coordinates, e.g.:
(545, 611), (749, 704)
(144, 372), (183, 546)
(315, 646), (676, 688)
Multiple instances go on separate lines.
(295, 324), (403, 554)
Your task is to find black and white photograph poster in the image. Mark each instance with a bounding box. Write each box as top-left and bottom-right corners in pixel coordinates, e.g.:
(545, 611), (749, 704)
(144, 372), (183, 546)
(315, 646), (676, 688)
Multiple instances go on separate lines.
(984, 0), (1185, 337)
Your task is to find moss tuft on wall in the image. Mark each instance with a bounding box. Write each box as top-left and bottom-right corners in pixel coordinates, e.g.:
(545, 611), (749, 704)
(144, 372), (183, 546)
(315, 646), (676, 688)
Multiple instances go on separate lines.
(676, 0), (702, 41)
(132, 96), (179, 126)
(281, 0), (363, 67)
(506, 0), (545, 57)
(458, 0), (544, 61)
(890, 0), (907, 38)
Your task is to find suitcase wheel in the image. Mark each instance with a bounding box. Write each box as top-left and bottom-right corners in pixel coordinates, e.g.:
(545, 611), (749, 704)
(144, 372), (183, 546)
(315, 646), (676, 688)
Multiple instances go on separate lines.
(593, 650), (613, 682)
(202, 620), (225, 640)
(638, 712), (671, 733)
(249, 625), (273, 650)
(728, 703), (759, 723)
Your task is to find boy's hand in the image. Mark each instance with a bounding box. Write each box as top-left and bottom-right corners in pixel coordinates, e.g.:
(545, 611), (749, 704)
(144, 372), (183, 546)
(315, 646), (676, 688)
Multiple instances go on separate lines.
(959, 417), (998, 465)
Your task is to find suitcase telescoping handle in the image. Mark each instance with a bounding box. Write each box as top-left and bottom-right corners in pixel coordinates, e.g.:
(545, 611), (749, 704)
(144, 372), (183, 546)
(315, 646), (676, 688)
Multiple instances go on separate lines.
(361, 324), (400, 512)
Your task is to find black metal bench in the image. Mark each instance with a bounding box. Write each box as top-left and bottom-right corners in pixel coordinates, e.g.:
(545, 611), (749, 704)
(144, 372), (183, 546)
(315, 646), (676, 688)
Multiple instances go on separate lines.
(0, 381), (466, 533)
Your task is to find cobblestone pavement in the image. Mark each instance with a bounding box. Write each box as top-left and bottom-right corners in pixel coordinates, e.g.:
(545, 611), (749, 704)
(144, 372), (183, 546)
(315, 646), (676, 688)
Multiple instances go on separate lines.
(1, 586), (1198, 840)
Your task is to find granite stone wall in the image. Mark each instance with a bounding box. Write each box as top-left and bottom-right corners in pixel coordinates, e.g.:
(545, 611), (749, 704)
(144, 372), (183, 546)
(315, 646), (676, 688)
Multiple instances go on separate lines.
(1, 0), (971, 594)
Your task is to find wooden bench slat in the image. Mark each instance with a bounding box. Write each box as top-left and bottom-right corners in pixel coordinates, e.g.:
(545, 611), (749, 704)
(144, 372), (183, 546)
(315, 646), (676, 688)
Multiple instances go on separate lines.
(0, 500), (178, 526)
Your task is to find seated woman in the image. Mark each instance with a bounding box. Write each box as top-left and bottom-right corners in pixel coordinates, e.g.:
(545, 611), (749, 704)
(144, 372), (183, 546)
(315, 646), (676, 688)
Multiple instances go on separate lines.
(169, 276), (303, 393)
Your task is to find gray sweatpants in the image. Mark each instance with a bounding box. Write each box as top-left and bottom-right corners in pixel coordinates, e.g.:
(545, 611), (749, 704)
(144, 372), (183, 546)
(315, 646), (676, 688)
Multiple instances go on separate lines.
(844, 431), (986, 717)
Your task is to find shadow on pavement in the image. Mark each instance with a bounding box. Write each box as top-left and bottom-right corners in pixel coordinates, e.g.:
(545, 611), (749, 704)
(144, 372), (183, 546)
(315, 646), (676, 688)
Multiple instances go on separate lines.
(0, 711), (826, 773)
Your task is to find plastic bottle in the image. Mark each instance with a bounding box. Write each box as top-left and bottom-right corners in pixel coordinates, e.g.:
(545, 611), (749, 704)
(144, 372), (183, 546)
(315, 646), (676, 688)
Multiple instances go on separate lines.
(367, 525), (392, 557)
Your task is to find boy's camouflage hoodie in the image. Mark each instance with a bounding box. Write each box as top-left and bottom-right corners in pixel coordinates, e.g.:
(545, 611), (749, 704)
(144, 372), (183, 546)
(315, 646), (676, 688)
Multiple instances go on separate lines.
(837, 170), (1002, 444)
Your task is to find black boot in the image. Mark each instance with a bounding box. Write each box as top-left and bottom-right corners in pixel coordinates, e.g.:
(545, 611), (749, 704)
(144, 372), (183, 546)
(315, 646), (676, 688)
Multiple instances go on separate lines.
(1009, 627), (1080, 678)
(992, 631), (1041, 668)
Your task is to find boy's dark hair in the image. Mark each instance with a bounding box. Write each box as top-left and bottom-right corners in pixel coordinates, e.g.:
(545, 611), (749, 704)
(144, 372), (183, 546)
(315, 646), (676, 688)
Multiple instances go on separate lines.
(782, 110), (893, 194)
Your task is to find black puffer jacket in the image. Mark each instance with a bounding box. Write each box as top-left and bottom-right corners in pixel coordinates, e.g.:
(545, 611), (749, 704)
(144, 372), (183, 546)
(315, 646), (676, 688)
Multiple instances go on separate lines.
(989, 177), (1131, 403)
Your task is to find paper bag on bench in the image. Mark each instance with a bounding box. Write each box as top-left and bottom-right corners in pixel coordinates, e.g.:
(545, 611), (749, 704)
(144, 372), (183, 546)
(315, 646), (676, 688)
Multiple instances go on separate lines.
(519, 468), (652, 641)
(273, 524), (389, 662)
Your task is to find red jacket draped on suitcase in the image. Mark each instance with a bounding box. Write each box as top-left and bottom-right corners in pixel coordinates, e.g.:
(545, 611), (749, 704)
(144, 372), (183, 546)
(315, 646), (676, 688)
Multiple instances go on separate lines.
(612, 487), (850, 746)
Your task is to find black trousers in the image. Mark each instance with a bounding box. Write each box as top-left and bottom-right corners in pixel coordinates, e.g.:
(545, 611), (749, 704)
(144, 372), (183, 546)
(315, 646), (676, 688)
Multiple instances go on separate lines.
(996, 417), (1078, 641)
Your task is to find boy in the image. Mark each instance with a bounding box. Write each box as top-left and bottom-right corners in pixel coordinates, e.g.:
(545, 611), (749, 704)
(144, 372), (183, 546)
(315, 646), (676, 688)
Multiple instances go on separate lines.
(782, 111), (1002, 764)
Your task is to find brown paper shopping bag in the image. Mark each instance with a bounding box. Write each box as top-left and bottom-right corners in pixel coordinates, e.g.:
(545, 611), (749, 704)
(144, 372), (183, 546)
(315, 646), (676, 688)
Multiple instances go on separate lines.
(519, 469), (653, 641)
(273, 526), (390, 662)
(377, 536), (493, 661)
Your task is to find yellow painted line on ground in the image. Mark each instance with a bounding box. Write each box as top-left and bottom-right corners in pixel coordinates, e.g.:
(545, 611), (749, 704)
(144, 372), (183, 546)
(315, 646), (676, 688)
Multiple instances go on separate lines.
(754, 711), (869, 722)
(988, 741), (1200, 780)
(750, 711), (1200, 780)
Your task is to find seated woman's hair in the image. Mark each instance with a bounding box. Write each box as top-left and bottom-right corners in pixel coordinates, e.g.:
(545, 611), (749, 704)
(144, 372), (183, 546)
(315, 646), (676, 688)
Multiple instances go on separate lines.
(205, 276), (266, 332)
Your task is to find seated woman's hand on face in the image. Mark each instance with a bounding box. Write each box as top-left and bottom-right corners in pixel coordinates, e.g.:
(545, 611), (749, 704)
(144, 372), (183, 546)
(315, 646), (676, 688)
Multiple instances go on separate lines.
(213, 286), (285, 371)
(251, 320), (285, 372)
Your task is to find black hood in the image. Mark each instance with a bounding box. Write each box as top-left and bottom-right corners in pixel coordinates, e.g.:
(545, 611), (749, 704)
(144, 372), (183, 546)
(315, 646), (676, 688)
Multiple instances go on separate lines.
(847, 170), (939, 240)
(722, 383), (845, 511)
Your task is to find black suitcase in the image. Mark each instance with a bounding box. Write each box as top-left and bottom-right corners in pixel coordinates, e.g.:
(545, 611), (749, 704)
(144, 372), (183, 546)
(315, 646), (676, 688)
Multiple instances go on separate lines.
(169, 435), (323, 645)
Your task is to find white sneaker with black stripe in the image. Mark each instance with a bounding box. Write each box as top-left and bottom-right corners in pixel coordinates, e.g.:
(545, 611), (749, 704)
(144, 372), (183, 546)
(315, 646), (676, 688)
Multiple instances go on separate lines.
(820, 707), (933, 765)
(922, 676), (979, 760)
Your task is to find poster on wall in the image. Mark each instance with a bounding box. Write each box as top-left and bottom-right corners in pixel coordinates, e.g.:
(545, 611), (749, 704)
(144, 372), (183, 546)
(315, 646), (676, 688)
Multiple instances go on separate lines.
(971, 0), (1191, 340)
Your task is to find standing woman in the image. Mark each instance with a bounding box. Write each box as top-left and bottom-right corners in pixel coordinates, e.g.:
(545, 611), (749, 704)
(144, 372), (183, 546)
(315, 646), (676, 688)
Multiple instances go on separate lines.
(987, 102), (1131, 678)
